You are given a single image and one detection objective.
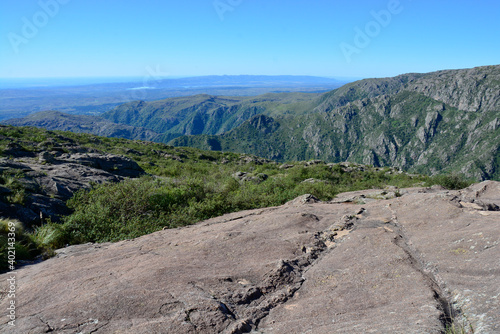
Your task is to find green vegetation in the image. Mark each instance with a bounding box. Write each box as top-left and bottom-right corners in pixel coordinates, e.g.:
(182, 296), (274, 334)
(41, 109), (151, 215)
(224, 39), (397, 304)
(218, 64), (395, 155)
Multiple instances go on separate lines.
(445, 323), (473, 334)
(429, 174), (473, 190)
(0, 219), (40, 272)
(0, 169), (27, 205)
(445, 316), (474, 334)
(41, 163), (471, 245)
(0, 125), (474, 271)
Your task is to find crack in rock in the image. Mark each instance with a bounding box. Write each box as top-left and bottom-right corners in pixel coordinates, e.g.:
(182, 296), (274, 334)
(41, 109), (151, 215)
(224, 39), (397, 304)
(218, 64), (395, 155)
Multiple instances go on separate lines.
(385, 204), (466, 332)
(201, 207), (281, 228)
(89, 321), (110, 334)
(215, 212), (360, 333)
(39, 317), (54, 332)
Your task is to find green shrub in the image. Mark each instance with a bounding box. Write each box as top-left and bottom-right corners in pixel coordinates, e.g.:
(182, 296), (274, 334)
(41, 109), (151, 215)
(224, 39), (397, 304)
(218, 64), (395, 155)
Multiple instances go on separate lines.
(54, 163), (455, 245)
(31, 221), (69, 250)
(6, 189), (26, 205)
(429, 174), (473, 190)
(62, 176), (216, 243)
(0, 219), (40, 272)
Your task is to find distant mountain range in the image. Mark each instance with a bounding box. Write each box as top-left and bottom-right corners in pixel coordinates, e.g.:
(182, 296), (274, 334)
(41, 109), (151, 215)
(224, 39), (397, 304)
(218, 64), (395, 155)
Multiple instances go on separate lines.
(0, 75), (346, 121)
(4, 66), (500, 180)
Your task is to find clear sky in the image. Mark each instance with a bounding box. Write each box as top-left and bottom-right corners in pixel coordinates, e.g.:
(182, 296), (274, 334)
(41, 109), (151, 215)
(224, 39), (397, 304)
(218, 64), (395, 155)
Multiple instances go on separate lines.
(1, 0), (499, 79)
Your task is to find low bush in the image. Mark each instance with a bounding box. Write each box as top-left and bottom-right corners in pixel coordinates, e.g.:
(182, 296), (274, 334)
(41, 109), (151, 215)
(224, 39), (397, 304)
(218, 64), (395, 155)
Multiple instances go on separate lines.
(31, 221), (69, 250)
(0, 219), (40, 271)
(429, 174), (473, 190)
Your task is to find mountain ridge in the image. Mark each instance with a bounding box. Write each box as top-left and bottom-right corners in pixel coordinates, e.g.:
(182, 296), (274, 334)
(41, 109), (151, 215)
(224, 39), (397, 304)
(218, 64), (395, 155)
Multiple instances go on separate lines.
(4, 110), (162, 142)
(171, 65), (500, 180)
(4, 65), (500, 179)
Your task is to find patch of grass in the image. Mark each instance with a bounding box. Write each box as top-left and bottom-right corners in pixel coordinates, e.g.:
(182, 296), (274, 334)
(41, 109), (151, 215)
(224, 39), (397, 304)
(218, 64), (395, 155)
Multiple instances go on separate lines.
(445, 317), (474, 334)
(0, 219), (40, 272)
(6, 189), (26, 205)
(0, 169), (28, 205)
(31, 220), (69, 251)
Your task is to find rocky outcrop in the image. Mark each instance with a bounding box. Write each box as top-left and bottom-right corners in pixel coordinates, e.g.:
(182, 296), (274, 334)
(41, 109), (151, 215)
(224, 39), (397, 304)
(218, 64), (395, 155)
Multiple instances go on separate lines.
(52, 152), (145, 177)
(1, 181), (498, 333)
(0, 150), (144, 226)
(247, 115), (280, 134)
(232, 171), (268, 184)
(407, 65), (500, 112)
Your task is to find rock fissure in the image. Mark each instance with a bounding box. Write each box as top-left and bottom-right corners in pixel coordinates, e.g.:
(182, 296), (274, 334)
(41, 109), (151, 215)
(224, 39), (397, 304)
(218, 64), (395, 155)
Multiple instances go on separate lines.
(88, 321), (110, 334)
(183, 308), (198, 330)
(203, 207), (280, 227)
(158, 300), (184, 317)
(249, 213), (358, 331)
(385, 204), (459, 331)
(38, 317), (54, 333)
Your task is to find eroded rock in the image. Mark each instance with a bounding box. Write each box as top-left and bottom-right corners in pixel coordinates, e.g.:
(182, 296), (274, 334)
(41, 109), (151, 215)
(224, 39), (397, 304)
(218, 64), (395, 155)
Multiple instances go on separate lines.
(0, 152), (144, 225)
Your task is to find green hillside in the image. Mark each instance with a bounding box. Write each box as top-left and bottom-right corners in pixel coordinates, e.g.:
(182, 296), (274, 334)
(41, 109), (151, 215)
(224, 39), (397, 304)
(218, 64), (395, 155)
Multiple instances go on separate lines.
(101, 92), (319, 141)
(171, 65), (500, 180)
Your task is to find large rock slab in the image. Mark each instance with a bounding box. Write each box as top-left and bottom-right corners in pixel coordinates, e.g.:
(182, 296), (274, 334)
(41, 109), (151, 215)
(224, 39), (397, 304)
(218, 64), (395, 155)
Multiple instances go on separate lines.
(0, 152), (144, 226)
(0, 182), (498, 333)
(54, 153), (145, 178)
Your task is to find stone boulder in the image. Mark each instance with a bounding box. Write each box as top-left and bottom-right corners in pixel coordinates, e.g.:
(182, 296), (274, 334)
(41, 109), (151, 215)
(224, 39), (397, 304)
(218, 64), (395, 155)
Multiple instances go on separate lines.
(232, 171), (269, 184)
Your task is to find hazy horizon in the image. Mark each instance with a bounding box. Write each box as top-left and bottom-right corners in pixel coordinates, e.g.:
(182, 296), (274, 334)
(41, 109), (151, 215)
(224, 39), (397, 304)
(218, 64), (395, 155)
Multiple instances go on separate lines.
(0, 74), (361, 90)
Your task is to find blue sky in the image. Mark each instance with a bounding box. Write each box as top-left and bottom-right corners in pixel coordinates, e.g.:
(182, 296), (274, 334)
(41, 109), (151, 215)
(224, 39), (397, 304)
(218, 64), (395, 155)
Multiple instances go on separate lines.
(1, 0), (499, 79)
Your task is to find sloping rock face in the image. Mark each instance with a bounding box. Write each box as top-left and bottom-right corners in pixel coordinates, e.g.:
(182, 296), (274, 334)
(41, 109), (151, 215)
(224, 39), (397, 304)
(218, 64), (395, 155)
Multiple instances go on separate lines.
(0, 182), (498, 333)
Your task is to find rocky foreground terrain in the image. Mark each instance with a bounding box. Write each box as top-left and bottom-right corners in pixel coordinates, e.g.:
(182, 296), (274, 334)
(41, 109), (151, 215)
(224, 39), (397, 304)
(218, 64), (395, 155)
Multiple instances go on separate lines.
(0, 181), (498, 333)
